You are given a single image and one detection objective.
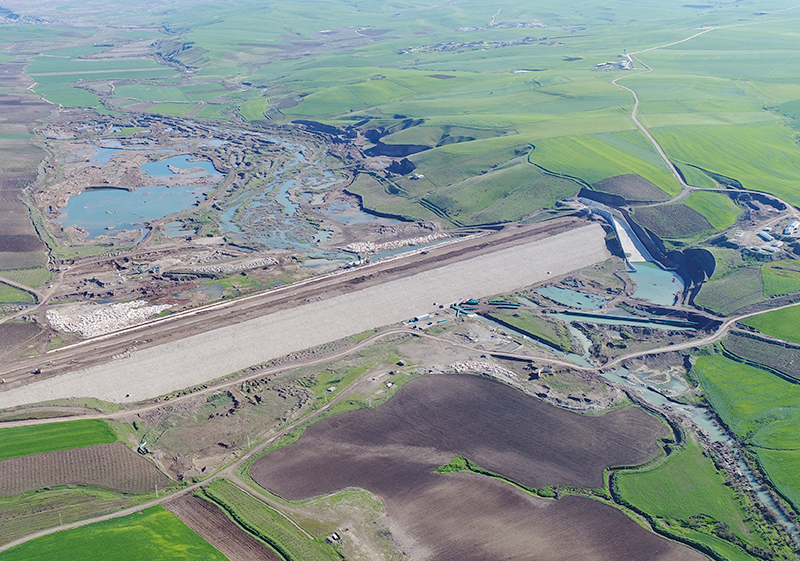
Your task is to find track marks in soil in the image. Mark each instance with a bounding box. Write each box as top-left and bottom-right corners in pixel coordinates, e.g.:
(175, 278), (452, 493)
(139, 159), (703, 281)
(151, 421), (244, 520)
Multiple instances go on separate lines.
(251, 374), (705, 561)
(165, 495), (282, 561)
(0, 442), (170, 497)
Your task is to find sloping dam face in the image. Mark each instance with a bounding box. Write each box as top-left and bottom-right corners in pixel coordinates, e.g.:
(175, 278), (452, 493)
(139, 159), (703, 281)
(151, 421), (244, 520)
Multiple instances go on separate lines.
(0, 223), (610, 407)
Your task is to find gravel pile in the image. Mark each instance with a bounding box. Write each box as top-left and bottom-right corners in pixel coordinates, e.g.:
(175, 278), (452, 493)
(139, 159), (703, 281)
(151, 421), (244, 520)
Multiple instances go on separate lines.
(344, 233), (448, 254)
(186, 257), (277, 274)
(449, 360), (517, 379)
(46, 301), (172, 338)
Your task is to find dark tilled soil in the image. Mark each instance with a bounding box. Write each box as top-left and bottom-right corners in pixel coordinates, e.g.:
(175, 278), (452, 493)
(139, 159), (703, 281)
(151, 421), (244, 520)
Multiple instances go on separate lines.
(253, 374), (666, 493)
(390, 474), (704, 561)
(0, 322), (41, 353)
(251, 374), (705, 560)
(0, 442), (170, 497)
(165, 495), (282, 561)
(0, 235), (45, 252)
(593, 173), (670, 202)
(632, 204), (712, 238)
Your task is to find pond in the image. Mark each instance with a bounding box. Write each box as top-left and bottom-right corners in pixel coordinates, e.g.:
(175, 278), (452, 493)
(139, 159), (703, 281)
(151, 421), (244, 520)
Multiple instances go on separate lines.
(142, 154), (222, 178)
(56, 185), (210, 237)
(91, 147), (122, 166)
(629, 262), (684, 306)
(164, 221), (196, 238)
(552, 312), (691, 331)
(537, 286), (607, 309)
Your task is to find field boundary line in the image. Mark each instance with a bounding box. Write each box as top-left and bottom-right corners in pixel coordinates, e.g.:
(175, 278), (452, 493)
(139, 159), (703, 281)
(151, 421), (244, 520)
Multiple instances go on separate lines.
(226, 474), (315, 539)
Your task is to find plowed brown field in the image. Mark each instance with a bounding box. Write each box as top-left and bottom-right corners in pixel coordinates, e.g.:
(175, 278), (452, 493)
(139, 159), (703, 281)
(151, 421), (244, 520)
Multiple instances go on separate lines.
(166, 495), (281, 561)
(251, 374), (705, 560)
(0, 442), (170, 497)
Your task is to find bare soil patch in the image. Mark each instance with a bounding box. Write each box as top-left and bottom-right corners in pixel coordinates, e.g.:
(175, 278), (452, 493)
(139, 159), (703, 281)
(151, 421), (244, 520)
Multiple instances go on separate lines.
(166, 495), (281, 561)
(253, 374), (666, 491)
(0, 235), (45, 253)
(0, 322), (41, 353)
(0, 442), (170, 497)
(0, 60), (52, 271)
(593, 174), (670, 203)
(251, 374), (703, 560)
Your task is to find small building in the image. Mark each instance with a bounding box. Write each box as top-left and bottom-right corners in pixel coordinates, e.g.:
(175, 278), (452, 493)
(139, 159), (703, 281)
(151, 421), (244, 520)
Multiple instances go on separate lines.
(757, 231), (775, 242)
(784, 221), (799, 236)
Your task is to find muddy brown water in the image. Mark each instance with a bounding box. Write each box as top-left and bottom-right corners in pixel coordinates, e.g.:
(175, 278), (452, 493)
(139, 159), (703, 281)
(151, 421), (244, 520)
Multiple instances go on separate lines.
(251, 374), (706, 560)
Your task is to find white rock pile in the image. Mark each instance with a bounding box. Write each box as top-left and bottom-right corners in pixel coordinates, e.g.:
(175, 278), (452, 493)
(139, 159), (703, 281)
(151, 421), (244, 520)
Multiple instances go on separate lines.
(343, 233), (448, 254)
(47, 300), (172, 338)
(449, 360), (517, 379)
(187, 257), (277, 274)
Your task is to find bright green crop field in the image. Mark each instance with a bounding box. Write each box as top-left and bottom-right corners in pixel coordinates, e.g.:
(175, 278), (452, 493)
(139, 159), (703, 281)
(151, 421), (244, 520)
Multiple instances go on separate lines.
(755, 449), (800, 509)
(741, 304), (800, 343)
(616, 439), (769, 559)
(761, 261), (800, 297)
(694, 355), (800, 509)
(239, 97), (270, 121)
(0, 420), (116, 461)
(0, 283), (35, 304)
(146, 102), (197, 117)
(684, 191), (742, 230)
(13, 0), (800, 223)
(0, 506), (225, 561)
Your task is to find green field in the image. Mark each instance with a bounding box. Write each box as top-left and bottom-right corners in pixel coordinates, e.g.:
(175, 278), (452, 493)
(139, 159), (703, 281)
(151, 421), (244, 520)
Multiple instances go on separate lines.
(0, 420), (117, 461)
(694, 355), (800, 509)
(0, 487), (141, 547)
(30, 82), (100, 108)
(684, 191), (742, 230)
(761, 261), (800, 297)
(27, 57), (163, 75)
(653, 123), (800, 207)
(351, 147), (581, 225)
(755, 449), (800, 509)
(0, 283), (35, 304)
(694, 267), (765, 316)
(239, 97), (270, 121)
(616, 439), (771, 559)
(146, 102), (197, 117)
(0, 506), (225, 561)
(741, 304), (800, 344)
(14, 0), (800, 224)
(530, 134), (680, 196)
(487, 309), (573, 352)
(196, 104), (230, 120)
(200, 479), (341, 561)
